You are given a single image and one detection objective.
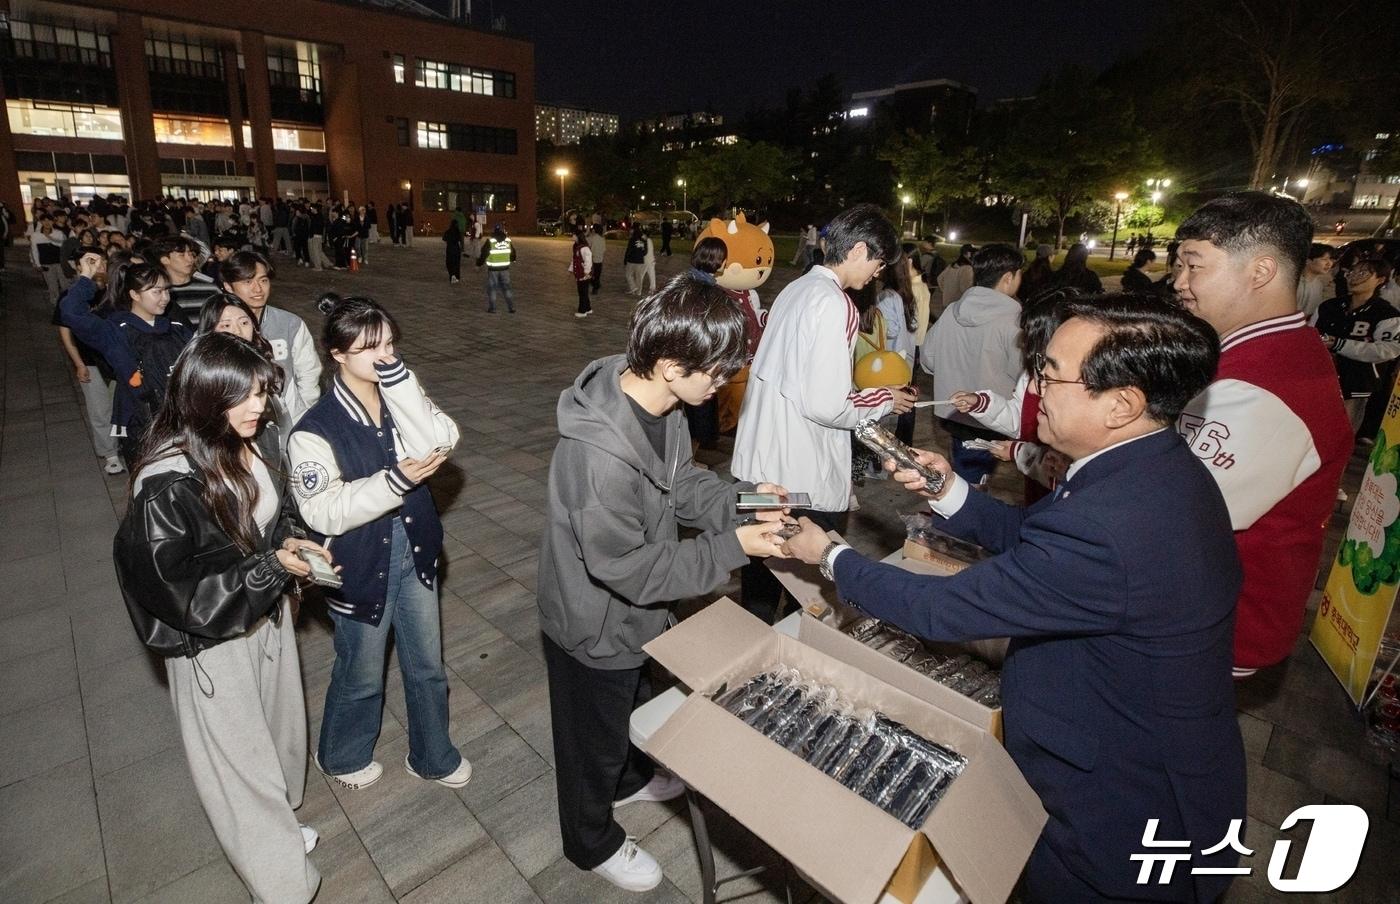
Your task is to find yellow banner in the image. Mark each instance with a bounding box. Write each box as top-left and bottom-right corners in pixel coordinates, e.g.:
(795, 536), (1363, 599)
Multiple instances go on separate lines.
(1312, 387), (1400, 704)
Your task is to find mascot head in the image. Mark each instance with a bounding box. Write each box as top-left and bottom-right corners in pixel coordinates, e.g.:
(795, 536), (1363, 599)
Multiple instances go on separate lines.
(697, 212), (774, 292)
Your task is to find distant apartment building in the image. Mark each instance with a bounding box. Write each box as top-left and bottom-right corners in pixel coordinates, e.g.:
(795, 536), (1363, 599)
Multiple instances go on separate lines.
(845, 78), (978, 143)
(534, 103), (618, 145)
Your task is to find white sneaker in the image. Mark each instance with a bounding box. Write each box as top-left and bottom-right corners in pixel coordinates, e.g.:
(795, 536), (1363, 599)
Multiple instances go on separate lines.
(314, 754), (383, 790)
(613, 771), (686, 808)
(300, 824), (319, 854)
(404, 753), (473, 788)
(103, 455), (124, 475)
(591, 837), (662, 892)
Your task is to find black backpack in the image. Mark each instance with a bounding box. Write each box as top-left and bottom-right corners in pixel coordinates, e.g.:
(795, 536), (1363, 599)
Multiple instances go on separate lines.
(123, 321), (192, 423)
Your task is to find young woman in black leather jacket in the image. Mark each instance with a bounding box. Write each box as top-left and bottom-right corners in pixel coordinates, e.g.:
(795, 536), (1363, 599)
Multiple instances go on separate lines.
(113, 333), (334, 904)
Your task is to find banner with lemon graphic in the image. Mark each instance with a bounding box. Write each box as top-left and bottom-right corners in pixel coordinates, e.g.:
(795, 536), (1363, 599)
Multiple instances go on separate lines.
(1312, 398), (1400, 704)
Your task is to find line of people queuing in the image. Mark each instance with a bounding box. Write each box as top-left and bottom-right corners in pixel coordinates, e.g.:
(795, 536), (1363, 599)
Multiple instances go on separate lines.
(13, 189), (1378, 901)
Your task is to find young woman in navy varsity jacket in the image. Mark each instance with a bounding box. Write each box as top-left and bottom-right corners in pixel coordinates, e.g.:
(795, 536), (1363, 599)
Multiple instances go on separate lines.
(287, 295), (472, 791)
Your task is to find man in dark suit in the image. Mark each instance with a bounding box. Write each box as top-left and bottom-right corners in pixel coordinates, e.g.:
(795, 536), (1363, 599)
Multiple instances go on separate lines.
(786, 294), (1247, 902)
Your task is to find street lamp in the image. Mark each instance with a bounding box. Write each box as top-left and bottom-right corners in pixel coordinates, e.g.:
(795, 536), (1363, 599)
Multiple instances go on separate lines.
(1151, 191), (1162, 204)
(554, 167), (569, 219)
(900, 193), (912, 230)
(676, 177), (687, 214)
(1109, 191), (1129, 261)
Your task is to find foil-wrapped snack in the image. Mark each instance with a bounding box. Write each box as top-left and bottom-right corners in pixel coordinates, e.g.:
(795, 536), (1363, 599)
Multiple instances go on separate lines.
(715, 669), (794, 726)
(750, 681), (813, 736)
(876, 635), (923, 663)
(843, 617), (885, 644)
(770, 686), (839, 750)
(853, 419), (946, 495)
(834, 720), (895, 791)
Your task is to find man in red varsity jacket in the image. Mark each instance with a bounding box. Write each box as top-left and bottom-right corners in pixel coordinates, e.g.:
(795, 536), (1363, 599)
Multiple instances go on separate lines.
(1174, 193), (1352, 677)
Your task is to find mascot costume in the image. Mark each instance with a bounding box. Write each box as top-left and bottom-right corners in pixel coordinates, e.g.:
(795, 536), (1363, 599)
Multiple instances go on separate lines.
(696, 212), (774, 432)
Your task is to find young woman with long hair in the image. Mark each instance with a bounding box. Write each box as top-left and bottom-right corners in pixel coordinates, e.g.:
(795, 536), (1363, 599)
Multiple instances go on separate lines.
(875, 258), (919, 444)
(58, 257), (192, 467)
(113, 333), (332, 904)
(287, 294), (470, 792)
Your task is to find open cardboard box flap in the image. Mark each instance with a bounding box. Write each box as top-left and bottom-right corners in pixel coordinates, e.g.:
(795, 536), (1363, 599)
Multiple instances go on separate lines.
(644, 599), (1046, 904)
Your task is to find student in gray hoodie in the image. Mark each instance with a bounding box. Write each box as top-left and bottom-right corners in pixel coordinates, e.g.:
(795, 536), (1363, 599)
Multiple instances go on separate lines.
(538, 273), (791, 893)
(921, 243), (1025, 485)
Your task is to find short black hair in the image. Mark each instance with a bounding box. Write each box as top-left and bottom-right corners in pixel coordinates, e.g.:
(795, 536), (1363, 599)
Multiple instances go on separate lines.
(972, 243), (1025, 288)
(1131, 248), (1157, 268)
(1050, 292), (1219, 423)
(147, 235), (199, 262)
(1353, 254), (1394, 283)
(68, 243), (103, 262)
(221, 250), (274, 285)
(213, 232), (242, 250)
(1308, 242), (1336, 261)
(690, 236), (728, 275)
(626, 273), (748, 380)
(823, 203), (898, 266)
(1175, 191), (1313, 284)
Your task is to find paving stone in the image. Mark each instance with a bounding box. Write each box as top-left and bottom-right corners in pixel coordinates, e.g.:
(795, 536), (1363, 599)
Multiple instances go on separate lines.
(477, 772), (565, 879)
(1262, 728), (1390, 817)
(0, 758), (106, 904)
(96, 751), (222, 903)
(307, 829), (396, 904)
(0, 602), (72, 662)
(0, 692), (88, 788)
(129, 858), (248, 904)
(330, 732), (485, 896)
(0, 640), (79, 716)
(44, 876), (113, 904)
(1237, 711), (1273, 764)
(84, 684), (181, 778)
(400, 836), (543, 904)
(456, 724), (552, 813)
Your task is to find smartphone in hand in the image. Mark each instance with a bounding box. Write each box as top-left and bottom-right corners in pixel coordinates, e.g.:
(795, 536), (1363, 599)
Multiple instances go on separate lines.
(736, 491), (812, 510)
(296, 547), (343, 589)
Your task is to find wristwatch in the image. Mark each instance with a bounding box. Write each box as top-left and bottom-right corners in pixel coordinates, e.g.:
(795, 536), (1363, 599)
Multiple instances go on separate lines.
(818, 542), (843, 581)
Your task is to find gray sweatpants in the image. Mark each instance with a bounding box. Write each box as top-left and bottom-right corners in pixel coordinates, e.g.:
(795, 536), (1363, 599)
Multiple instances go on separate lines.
(77, 373), (118, 459)
(166, 599), (320, 904)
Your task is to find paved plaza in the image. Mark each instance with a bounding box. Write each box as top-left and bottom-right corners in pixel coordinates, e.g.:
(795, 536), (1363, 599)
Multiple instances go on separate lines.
(0, 236), (1397, 903)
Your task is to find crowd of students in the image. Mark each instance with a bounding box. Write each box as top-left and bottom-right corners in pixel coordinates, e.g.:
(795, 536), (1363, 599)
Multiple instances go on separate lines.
(7, 185), (1387, 901)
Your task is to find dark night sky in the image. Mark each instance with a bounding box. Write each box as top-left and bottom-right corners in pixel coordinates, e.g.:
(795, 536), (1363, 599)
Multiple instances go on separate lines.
(426, 0), (1154, 119)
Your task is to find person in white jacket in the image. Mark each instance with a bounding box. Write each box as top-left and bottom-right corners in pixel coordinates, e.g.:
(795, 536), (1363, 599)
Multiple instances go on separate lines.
(921, 243), (1024, 486)
(732, 203), (916, 621)
(221, 251), (322, 424)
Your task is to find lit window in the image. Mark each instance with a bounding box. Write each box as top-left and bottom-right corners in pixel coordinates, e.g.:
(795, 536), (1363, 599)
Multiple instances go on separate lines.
(7, 99), (123, 140)
(153, 114), (233, 147)
(393, 54), (405, 84)
(417, 121), (448, 149)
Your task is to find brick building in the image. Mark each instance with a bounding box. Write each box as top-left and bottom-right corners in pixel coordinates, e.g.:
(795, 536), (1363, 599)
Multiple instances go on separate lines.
(0, 0), (537, 234)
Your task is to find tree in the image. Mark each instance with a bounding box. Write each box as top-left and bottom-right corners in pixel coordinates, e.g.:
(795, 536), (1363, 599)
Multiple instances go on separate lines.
(1171, 0), (1397, 190)
(1126, 203), (1165, 231)
(999, 67), (1156, 249)
(677, 140), (794, 214)
(879, 132), (980, 235)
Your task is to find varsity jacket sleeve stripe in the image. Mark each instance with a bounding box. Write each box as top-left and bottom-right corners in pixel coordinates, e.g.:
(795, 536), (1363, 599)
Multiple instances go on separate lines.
(968, 372), (1029, 437)
(287, 430), (406, 536)
(803, 295), (894, 426)
(377, 362), (461, 459)
(1335, 314), (1400, 363)
(1176, 377), (1322, 530)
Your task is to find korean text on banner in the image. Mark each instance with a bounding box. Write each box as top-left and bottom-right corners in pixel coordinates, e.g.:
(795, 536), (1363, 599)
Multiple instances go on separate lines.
(1312, 387), (1400, 703)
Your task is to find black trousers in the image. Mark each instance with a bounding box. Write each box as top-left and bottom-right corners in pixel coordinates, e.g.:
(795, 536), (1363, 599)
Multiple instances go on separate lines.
(446, 253), (461, 280)
(739, 507), (849, 623)
(543, 635), (655, 869)
(576, 280), (592, 314)
(590, 262), (604, 293)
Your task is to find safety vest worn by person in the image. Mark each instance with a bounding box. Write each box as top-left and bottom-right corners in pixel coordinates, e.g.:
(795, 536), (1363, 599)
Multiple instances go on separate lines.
(486, 238), (513, 269)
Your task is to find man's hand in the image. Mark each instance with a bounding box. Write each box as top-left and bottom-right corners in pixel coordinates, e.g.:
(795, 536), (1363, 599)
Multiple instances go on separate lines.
(890, 386), (917, 414)
(949, 391), (981, 413)
(783, 517), (832, 566)
(76, 253), (105, 281)
(737, 521), (790, 558)
(987, 440), (1014, 462)
(397, 449), (448, 485)
(884, 447), (953, 500)
(1042, 449), (1071, 484)
(74, 363), (90, 384)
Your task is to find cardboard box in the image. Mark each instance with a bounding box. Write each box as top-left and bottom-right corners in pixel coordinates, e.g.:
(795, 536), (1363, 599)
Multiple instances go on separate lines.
(766, 540), (1007, 739)
(643, 598), (1046, 904)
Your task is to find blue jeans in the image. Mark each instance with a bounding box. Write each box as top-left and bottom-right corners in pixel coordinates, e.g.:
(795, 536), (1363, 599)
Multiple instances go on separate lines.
(486, 268), (514, 311)
(318, 518), (460, 778)
(951, 439), (998, 487)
